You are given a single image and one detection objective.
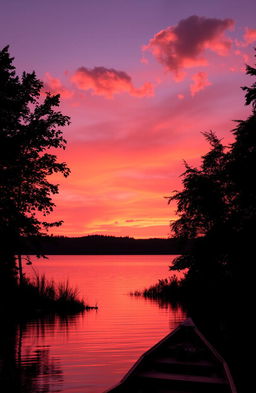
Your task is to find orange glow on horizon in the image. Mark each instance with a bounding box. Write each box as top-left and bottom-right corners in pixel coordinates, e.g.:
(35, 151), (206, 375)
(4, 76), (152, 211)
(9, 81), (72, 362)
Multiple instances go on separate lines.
(35, 23), (256, 239)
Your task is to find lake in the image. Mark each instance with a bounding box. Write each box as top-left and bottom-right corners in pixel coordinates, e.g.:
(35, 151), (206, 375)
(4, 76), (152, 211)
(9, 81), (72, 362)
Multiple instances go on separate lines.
(0, 255), (186, 393)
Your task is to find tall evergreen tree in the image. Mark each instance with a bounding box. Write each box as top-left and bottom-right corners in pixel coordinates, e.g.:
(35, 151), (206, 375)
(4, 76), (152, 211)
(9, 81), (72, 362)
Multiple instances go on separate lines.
(169, 55), (256, 291)
(0, 46), (70, 285)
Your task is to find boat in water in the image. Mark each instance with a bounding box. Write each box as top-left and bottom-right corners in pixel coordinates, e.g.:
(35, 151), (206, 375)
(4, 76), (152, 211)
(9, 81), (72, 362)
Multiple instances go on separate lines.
(105, 318), (237, 393)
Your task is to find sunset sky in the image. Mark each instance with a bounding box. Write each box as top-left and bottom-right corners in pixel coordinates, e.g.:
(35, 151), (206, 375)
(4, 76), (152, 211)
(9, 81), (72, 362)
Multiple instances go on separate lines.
(1, 0), (256, 238)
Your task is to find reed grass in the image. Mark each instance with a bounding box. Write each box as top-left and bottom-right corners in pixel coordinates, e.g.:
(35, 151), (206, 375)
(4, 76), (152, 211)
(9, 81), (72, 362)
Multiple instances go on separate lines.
(130, 275), (183, 301)
(19, 273), (86, 313)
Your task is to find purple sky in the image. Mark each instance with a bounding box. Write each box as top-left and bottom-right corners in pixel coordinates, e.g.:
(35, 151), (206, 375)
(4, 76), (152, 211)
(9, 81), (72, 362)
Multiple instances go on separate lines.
(1, 1), (256, 238)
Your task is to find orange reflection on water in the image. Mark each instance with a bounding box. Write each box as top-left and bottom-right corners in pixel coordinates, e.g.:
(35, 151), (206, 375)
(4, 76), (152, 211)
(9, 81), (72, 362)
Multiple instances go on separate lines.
(19, 255), (187, 393)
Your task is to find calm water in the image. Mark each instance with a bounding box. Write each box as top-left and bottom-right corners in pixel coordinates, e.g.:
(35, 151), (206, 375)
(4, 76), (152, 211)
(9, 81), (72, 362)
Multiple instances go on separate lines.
(1, 255), (186, 393)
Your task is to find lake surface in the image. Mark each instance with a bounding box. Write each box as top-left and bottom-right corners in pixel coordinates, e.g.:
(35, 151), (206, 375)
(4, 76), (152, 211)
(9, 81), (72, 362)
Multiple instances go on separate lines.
(1, 255), (186, 393)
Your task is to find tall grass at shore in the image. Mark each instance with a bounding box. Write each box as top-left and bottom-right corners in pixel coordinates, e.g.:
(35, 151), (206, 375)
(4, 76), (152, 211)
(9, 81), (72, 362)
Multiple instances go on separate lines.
(4, 273), (90, 315)
(24, 273), (86, 312)
(130, 275), (183, 301)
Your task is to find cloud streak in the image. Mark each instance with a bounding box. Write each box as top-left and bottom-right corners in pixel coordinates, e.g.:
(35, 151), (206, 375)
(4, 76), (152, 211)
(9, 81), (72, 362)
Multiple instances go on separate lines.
(44, 72), (74, 99)
(47, 77), (247, 238)
(190, 72), (212, 96)
(234, 27), (256, 49)
(244, 28), (256, 44)
(143, 15), (234, 79)
(71, 66), (153, 98)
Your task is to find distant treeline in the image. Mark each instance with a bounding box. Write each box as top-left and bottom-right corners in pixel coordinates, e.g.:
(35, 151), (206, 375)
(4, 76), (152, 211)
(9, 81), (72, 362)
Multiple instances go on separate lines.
(21, 235), (186, 255)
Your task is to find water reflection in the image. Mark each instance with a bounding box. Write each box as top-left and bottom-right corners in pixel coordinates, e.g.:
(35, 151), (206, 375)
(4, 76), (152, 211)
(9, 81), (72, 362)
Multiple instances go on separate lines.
(0, 313), (82, 393)
(129, 294), (186, 330)
(8, 255), (187, 393)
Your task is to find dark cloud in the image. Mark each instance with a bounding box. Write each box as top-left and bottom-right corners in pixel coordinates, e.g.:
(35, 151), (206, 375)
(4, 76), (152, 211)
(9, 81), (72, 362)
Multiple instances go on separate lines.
(144, 15), (234, 79)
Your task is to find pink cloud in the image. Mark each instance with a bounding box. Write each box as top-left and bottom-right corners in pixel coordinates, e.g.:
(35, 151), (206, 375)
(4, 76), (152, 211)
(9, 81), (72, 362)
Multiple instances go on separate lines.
(44, 72), (74, 99)
(71, 66), (153, 98)
(45, 78), (247, 238)
(143, 15), (234, 79)
(234, 49), (249, 63)
(244, 28), (256, 44)
(235, 27), (256, 48)
(140, 56), (149, 64)
(190, 72), (212, 96)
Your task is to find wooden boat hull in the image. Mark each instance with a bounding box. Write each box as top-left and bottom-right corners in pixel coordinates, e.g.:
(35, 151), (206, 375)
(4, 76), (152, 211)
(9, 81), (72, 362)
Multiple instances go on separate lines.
(104, 318), (237, 393)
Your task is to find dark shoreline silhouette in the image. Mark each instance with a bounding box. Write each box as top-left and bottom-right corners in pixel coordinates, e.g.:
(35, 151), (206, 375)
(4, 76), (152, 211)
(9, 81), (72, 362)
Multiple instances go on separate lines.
(0, 273), (86, 319)
(131, 279), (247, 393)
(21, 235), (186, 255)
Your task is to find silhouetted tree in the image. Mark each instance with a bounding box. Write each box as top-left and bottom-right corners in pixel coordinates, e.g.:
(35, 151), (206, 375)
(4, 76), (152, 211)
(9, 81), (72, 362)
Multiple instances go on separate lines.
(169, 54), (256, 291)
(0, 46), (70, 286)
(226, 62), (256, 278)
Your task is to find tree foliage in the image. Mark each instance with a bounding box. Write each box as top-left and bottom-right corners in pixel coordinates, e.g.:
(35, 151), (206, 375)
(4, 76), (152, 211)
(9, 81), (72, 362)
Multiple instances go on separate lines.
(169, 55), (256, 289)
(0, 46), (70, 283)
